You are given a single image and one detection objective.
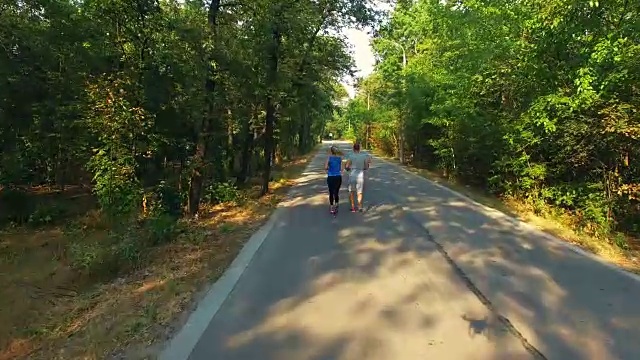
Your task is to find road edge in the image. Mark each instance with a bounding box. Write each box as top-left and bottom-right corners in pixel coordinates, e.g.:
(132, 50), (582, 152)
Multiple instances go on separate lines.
(157, 145), (327, 360)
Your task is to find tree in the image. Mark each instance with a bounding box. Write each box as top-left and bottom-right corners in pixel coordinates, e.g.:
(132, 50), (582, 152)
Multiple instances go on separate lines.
(342, 0), (640, 242)
(0, 0), (375, 221)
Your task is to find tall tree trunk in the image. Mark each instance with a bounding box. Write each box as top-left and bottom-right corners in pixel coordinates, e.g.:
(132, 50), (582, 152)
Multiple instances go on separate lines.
(188, 75), (215, 215)
(227, 108), (234, 177)
(187, 0), (221, 216)
(364, 123), (370, 150)
(187, 136), (206, 216)
(303, 117), (311, 152)
(319, 121), (326, 143)
(298, 112), (311, 154)
(262, 99), (276, 195)
(298, 122), (306, 153)
(238, 109), (254, 184)
(261, 25), (281, 196)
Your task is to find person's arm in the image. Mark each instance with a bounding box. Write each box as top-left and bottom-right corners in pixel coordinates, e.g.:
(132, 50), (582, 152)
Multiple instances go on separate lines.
(324, 157), (329, 171)
(345, 157), (352, 171)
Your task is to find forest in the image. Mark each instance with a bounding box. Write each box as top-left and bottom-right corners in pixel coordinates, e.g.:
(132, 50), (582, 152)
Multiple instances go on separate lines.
(0, 0), (375, 358)
(3, 0), (640, 357)
(333, 0), (640, 256)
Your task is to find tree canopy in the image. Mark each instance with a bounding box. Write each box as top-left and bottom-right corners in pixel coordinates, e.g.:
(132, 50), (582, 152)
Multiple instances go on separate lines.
(0, 0), (379, 221)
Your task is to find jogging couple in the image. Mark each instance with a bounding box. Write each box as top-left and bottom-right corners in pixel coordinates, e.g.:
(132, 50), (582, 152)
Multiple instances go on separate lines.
(324, 142), (371, 214)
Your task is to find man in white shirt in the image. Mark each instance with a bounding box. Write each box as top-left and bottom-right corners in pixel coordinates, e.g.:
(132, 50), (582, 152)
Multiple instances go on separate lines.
(345, 142), (371, 212)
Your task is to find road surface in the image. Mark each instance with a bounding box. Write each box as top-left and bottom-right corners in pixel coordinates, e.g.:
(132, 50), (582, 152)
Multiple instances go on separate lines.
(161, 141), (640, 360)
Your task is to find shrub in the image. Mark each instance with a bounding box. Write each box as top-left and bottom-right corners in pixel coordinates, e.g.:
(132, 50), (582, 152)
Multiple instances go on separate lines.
(66, 223), (145, 279)
(203, 181), (240, 204)
(143, 213), (179, 246)
(28, 204), (66, 226)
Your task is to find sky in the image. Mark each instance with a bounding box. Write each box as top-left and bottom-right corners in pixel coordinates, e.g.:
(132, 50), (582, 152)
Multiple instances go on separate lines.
(340, 1), (393, 99)
(341, 28), (376, 98)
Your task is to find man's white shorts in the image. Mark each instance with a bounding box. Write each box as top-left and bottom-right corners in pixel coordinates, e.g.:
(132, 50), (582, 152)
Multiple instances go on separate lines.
(348, 170), (364, 193)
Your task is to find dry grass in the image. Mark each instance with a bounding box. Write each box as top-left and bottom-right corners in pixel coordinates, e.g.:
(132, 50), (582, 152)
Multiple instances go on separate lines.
(0, 147), (319, 360)
(374, 152), (640, 274)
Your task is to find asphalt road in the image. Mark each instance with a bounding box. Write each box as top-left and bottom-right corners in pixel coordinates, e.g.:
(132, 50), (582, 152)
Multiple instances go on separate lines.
(162, 141), (640, 360)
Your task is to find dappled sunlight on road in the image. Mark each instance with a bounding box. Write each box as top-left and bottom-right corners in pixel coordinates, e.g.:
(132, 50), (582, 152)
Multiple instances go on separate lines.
(186, 142), (640, 360)
(224, 229), (528, 359)
(370, 158), (640, 359)
(215, 188), (533, 359)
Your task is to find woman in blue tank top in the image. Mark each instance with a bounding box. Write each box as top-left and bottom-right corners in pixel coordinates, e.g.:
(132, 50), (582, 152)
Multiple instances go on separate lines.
(324, 145), (343, 214)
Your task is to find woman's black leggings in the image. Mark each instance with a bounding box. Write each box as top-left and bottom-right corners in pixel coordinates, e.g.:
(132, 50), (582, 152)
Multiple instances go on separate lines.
(327, 175), (342, 205)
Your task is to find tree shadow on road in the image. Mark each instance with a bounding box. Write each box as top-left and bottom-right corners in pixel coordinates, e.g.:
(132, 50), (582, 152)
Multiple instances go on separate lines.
(185, 152), (540, 360)
(368, 160), (640, 360)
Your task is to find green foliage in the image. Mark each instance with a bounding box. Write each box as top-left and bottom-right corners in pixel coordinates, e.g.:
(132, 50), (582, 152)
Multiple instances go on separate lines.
(141, 182), (182, 245)
(1, 0), (372, 221)
(340, 0), (640, 247)
(0, 0), (377, 283)
(144, 181), (183, 218)
(203, 181), (241, 205)
(28, 204), (66, 227)
(87, 150), (143, 218)
(143, 214), (180, 246)
(66, 225), (145, 278)
(65, 214), (180, 278)
(85, 76), (150, 218)
(66, 239), (107, 276)
(343, 127), (358, 142)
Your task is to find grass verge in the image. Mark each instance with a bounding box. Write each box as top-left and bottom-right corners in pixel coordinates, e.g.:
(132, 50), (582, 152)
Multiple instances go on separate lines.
(373, 152), (640, 275)
(0, 146), (320, 360)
